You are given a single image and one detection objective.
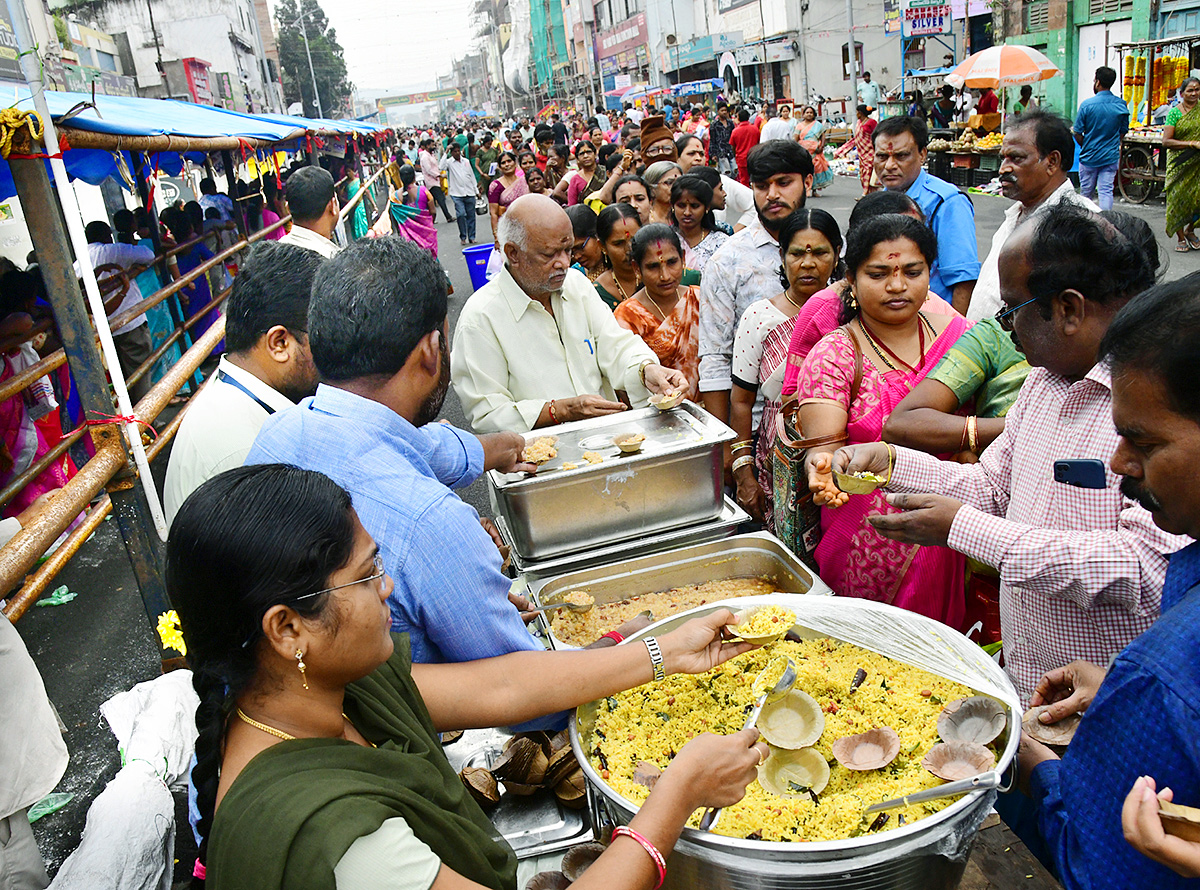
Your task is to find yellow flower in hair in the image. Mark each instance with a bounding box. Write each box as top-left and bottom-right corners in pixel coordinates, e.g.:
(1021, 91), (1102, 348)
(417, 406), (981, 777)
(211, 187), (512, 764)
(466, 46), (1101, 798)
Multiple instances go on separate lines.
(156, 609), (187, 656)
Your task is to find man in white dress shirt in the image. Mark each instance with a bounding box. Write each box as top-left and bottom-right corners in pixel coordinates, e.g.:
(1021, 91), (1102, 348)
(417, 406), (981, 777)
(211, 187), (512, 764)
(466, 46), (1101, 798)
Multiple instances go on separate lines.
(451, 194), (687, 433)
(279, 166), (341, 259)
(164, 242), (322, 524)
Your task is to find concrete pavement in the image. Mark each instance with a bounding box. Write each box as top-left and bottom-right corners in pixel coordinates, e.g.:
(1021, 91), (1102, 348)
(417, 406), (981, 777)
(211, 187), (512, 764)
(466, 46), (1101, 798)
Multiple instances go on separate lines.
(19, 170), (1195, 880)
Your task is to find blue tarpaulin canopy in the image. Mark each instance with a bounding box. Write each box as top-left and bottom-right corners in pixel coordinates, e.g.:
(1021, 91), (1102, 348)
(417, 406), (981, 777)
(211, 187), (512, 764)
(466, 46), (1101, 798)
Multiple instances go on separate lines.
(0, 86), (387, 201)
(671, 78), (724, 97)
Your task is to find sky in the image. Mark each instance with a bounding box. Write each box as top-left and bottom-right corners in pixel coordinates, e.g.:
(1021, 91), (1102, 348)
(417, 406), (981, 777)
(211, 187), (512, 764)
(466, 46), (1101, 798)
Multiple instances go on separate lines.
(268, 0), (477, 97)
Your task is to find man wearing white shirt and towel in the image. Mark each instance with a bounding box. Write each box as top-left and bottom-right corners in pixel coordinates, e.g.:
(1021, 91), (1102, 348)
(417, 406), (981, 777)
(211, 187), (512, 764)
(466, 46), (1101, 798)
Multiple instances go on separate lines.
(451, 195), (687, 433)
(279, 166), (341, 259)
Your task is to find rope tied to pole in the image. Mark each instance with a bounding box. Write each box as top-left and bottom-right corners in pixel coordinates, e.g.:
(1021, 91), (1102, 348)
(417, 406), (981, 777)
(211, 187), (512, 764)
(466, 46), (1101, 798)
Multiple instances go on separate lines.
(85, 412), (158, 444)
(0, 107), (44, 159)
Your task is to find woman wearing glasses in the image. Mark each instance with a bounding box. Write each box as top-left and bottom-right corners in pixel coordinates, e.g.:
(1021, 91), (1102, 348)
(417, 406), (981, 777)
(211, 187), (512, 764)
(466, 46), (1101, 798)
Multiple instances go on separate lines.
(175, 464), (765, 890)
(795, 214), (969, 629)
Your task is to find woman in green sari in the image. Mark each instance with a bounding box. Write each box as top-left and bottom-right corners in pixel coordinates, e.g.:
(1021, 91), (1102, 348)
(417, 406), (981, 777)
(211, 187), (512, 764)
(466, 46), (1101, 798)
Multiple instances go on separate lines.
(171, 464), (767, 890)
(345, 167), (370, 241)
(1165, 77), (1200, 252)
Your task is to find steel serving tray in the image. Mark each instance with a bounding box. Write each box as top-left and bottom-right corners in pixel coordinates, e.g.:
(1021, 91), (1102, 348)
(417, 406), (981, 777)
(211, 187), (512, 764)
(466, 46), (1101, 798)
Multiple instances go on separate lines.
(442, 728), (592, 860)
(526, 532), (833, 650)
(498, 495), (749, 578)
(488, 402), (734, 560)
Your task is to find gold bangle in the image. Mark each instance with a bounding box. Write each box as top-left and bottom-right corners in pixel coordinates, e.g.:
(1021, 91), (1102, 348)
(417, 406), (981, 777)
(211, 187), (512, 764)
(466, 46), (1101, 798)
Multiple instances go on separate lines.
(732, 455), (755, 473)
(638, 360), (654, 387)
(885, 443), (896, 484)
(967, 416), (979, 454)
(731, 440), (753, 453)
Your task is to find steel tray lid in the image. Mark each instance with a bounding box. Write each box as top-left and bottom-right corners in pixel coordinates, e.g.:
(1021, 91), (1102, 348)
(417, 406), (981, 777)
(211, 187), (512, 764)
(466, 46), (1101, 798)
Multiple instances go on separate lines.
(489, 402), (734, 489)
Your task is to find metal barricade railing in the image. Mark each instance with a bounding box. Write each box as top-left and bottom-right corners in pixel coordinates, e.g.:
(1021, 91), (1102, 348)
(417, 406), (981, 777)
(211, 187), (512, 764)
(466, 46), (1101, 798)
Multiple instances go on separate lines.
(0, 213), (282, 621)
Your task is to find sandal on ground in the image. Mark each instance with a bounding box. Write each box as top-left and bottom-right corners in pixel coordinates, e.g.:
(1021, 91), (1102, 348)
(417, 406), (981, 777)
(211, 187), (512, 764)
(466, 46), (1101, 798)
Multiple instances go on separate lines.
(1188, 234), (1200, 250)
(1177, 242), (1192, 252)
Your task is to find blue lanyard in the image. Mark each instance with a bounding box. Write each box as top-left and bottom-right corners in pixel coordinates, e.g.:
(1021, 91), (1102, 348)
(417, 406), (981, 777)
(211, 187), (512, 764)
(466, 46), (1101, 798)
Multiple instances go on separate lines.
(216, 370), (276, 416)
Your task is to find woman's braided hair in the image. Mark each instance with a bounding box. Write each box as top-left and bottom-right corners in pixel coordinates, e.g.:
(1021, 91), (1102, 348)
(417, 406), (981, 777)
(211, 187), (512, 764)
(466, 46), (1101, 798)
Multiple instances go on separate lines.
(167, 465), (356, 887)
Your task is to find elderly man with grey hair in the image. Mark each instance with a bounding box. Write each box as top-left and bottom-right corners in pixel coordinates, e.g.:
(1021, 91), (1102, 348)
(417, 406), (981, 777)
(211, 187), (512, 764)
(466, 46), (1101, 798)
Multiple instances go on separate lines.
(451, 194), (687, 433)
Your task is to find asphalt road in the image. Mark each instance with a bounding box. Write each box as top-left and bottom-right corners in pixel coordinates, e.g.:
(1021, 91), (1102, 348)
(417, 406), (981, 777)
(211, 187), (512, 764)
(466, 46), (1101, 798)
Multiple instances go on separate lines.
(18, 171), (1196, 880)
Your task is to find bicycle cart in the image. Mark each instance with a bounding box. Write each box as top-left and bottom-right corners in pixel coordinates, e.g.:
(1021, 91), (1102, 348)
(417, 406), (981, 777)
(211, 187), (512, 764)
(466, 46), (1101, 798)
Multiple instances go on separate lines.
(1118, 129), (1165, 204)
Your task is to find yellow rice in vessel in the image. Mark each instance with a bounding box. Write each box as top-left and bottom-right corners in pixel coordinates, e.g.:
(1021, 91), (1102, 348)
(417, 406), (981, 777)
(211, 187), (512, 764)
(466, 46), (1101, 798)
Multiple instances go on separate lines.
(549, 578), (778, 646)
(586, 637), (982, 841)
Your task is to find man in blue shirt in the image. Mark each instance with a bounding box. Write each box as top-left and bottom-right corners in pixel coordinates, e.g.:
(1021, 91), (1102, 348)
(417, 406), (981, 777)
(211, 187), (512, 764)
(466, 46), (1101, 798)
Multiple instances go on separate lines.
(1073, 65), (1130, 211)
(1018, 271), (1200, 889)
(246, 237), (541, 671)
(874, 115), (980, 313)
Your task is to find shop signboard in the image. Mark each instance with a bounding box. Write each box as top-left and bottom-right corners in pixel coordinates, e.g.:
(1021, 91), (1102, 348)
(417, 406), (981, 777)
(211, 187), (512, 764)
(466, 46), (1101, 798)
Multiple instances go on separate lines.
(668, 32), (743, 71)
(901, 1), (952, 36)
(0, 2), (22, 85)
(884, 0), (902, 35)
(717, 0), (756, 13)
(378, 89), (462, 107)
(598, 13), (646, 61)
(733, 45), (763, 66)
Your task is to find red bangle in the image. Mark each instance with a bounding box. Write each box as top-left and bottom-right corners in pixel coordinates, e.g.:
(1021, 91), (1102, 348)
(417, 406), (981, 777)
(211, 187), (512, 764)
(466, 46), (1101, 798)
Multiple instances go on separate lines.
(612, 826), (666, 889)
(548, 399), (558, 424)
(601, 630), (624, 644)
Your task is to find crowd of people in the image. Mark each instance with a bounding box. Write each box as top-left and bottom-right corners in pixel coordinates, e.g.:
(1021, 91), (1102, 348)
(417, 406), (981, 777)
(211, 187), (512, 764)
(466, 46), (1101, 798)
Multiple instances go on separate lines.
(7, 70), (1200, 890)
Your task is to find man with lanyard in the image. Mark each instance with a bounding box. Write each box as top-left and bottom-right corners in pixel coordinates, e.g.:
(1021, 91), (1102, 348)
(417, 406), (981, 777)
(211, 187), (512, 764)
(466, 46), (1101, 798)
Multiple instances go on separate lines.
(873, 114), (980, 313)
(164, 243), (322, 524)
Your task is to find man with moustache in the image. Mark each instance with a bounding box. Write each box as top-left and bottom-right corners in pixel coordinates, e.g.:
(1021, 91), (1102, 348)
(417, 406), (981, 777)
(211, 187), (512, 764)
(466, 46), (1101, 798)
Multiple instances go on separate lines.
(1012, 272), (1200, 890)
(698, 140), (813, 427)
(827, 203), (1188, 707)
(451, 194), (686, 433)
(245, 237), (550, 675)
(967, 108), (1096, 322)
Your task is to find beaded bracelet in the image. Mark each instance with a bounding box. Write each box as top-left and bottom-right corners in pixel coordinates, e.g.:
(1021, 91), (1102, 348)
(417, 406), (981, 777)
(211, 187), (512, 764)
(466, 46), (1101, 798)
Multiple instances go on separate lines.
(601, 630), (624, 644)
(612, 826), (666, 889)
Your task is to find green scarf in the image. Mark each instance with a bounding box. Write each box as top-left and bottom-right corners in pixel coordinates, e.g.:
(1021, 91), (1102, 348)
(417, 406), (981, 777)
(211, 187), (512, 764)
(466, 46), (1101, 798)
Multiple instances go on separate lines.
(208, 635), (518, 890)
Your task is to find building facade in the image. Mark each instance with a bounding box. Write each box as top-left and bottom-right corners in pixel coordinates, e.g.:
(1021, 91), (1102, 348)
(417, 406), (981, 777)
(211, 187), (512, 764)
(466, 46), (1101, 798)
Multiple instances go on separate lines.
(49, 0), (283, 112)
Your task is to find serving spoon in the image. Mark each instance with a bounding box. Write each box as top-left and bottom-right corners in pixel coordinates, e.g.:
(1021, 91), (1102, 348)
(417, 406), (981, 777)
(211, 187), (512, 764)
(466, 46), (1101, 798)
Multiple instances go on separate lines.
(524, 592), (596, 615)
(699, 658), (797, 831)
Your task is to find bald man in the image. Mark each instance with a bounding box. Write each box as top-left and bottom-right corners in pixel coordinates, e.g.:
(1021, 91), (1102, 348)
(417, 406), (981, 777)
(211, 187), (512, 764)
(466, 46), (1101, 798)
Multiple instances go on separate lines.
(451, 194), (687, 433)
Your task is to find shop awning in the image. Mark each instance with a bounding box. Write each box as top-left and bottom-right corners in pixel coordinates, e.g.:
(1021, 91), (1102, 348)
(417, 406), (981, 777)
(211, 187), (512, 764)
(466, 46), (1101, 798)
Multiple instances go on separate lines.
(0, 88), (386, 202)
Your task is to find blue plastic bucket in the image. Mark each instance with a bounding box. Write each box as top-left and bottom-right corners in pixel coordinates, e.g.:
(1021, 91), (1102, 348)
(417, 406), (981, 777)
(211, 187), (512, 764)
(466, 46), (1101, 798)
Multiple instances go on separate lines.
(463, 244), (494, 291)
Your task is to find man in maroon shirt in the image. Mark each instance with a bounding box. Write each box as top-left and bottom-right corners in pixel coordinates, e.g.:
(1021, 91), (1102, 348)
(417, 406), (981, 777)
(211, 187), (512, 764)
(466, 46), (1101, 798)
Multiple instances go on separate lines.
(729, 108), (761, 186)
(977, 86), (999, 115)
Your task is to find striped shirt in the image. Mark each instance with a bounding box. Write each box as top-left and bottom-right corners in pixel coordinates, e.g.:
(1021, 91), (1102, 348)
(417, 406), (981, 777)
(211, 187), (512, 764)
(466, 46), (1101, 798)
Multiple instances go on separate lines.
(888, 362), (1189, 703)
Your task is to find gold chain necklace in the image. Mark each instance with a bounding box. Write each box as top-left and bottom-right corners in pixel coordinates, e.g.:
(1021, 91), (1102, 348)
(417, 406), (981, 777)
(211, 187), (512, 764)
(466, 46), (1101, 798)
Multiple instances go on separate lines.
(613, 269), (640, 302)
(642, 289), (674, 321)
(236, 707), (376, 747)
(783, 288), (805, 310)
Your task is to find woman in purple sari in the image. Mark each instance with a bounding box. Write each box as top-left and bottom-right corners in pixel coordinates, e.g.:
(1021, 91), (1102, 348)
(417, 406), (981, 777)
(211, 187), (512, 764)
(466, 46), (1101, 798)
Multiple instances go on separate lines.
(797, 214), (969, 629)
(387, 163), (439, 257)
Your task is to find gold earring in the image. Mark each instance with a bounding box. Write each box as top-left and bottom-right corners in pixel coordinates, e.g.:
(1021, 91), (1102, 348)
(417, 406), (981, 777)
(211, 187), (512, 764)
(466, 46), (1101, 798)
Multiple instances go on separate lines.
(850, 292), (859, 310)
(296, 649), (308, 690)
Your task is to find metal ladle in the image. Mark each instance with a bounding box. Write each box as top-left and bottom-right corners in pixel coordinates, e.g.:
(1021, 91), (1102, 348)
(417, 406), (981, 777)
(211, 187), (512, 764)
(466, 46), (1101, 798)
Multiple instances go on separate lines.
(699, 657), (797, 831)
(524, 593), (596, 615)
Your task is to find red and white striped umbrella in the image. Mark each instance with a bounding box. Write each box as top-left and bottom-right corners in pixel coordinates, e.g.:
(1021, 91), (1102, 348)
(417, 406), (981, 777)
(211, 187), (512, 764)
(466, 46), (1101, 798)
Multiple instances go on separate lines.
(945, 45), (1062, 90)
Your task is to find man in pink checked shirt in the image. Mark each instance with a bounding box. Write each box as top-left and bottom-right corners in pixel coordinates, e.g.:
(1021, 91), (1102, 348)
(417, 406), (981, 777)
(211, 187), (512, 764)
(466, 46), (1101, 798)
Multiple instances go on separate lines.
(829, 203), (1191, 707)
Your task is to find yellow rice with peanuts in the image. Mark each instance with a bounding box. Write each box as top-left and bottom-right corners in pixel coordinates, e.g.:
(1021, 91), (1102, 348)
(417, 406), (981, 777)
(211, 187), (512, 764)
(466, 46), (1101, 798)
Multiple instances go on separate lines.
(585, 637), (983, 841)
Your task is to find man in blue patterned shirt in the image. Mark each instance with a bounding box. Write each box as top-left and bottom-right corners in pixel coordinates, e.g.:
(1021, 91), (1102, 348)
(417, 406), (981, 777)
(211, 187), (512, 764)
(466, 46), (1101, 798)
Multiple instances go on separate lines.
(246, 238), (541, 671)
(1017, 271), (1200, 888)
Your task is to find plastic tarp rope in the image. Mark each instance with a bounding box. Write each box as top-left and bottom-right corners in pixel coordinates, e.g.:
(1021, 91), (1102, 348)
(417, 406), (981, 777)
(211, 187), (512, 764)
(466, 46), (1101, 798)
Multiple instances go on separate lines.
(47, 670), (199, 890)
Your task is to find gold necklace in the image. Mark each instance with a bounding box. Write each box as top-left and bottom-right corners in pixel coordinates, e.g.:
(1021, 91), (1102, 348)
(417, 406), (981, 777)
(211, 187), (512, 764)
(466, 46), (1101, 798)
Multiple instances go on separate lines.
(642, 288), (674, 320)
(783, 288), (805, 310)
(236, 707), (376, 747)
(613, 269), (640, 301)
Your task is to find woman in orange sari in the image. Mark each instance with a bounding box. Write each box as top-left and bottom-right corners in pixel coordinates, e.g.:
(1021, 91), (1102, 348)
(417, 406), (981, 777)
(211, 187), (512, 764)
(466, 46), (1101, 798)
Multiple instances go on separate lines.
(613, 223), (700, 401)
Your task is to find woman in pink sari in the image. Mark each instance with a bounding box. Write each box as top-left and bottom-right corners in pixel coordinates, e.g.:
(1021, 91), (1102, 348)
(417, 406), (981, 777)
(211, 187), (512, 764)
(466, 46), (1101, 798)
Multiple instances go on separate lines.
(388, 163), (439, 257)
(796, 215), (969, 629)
